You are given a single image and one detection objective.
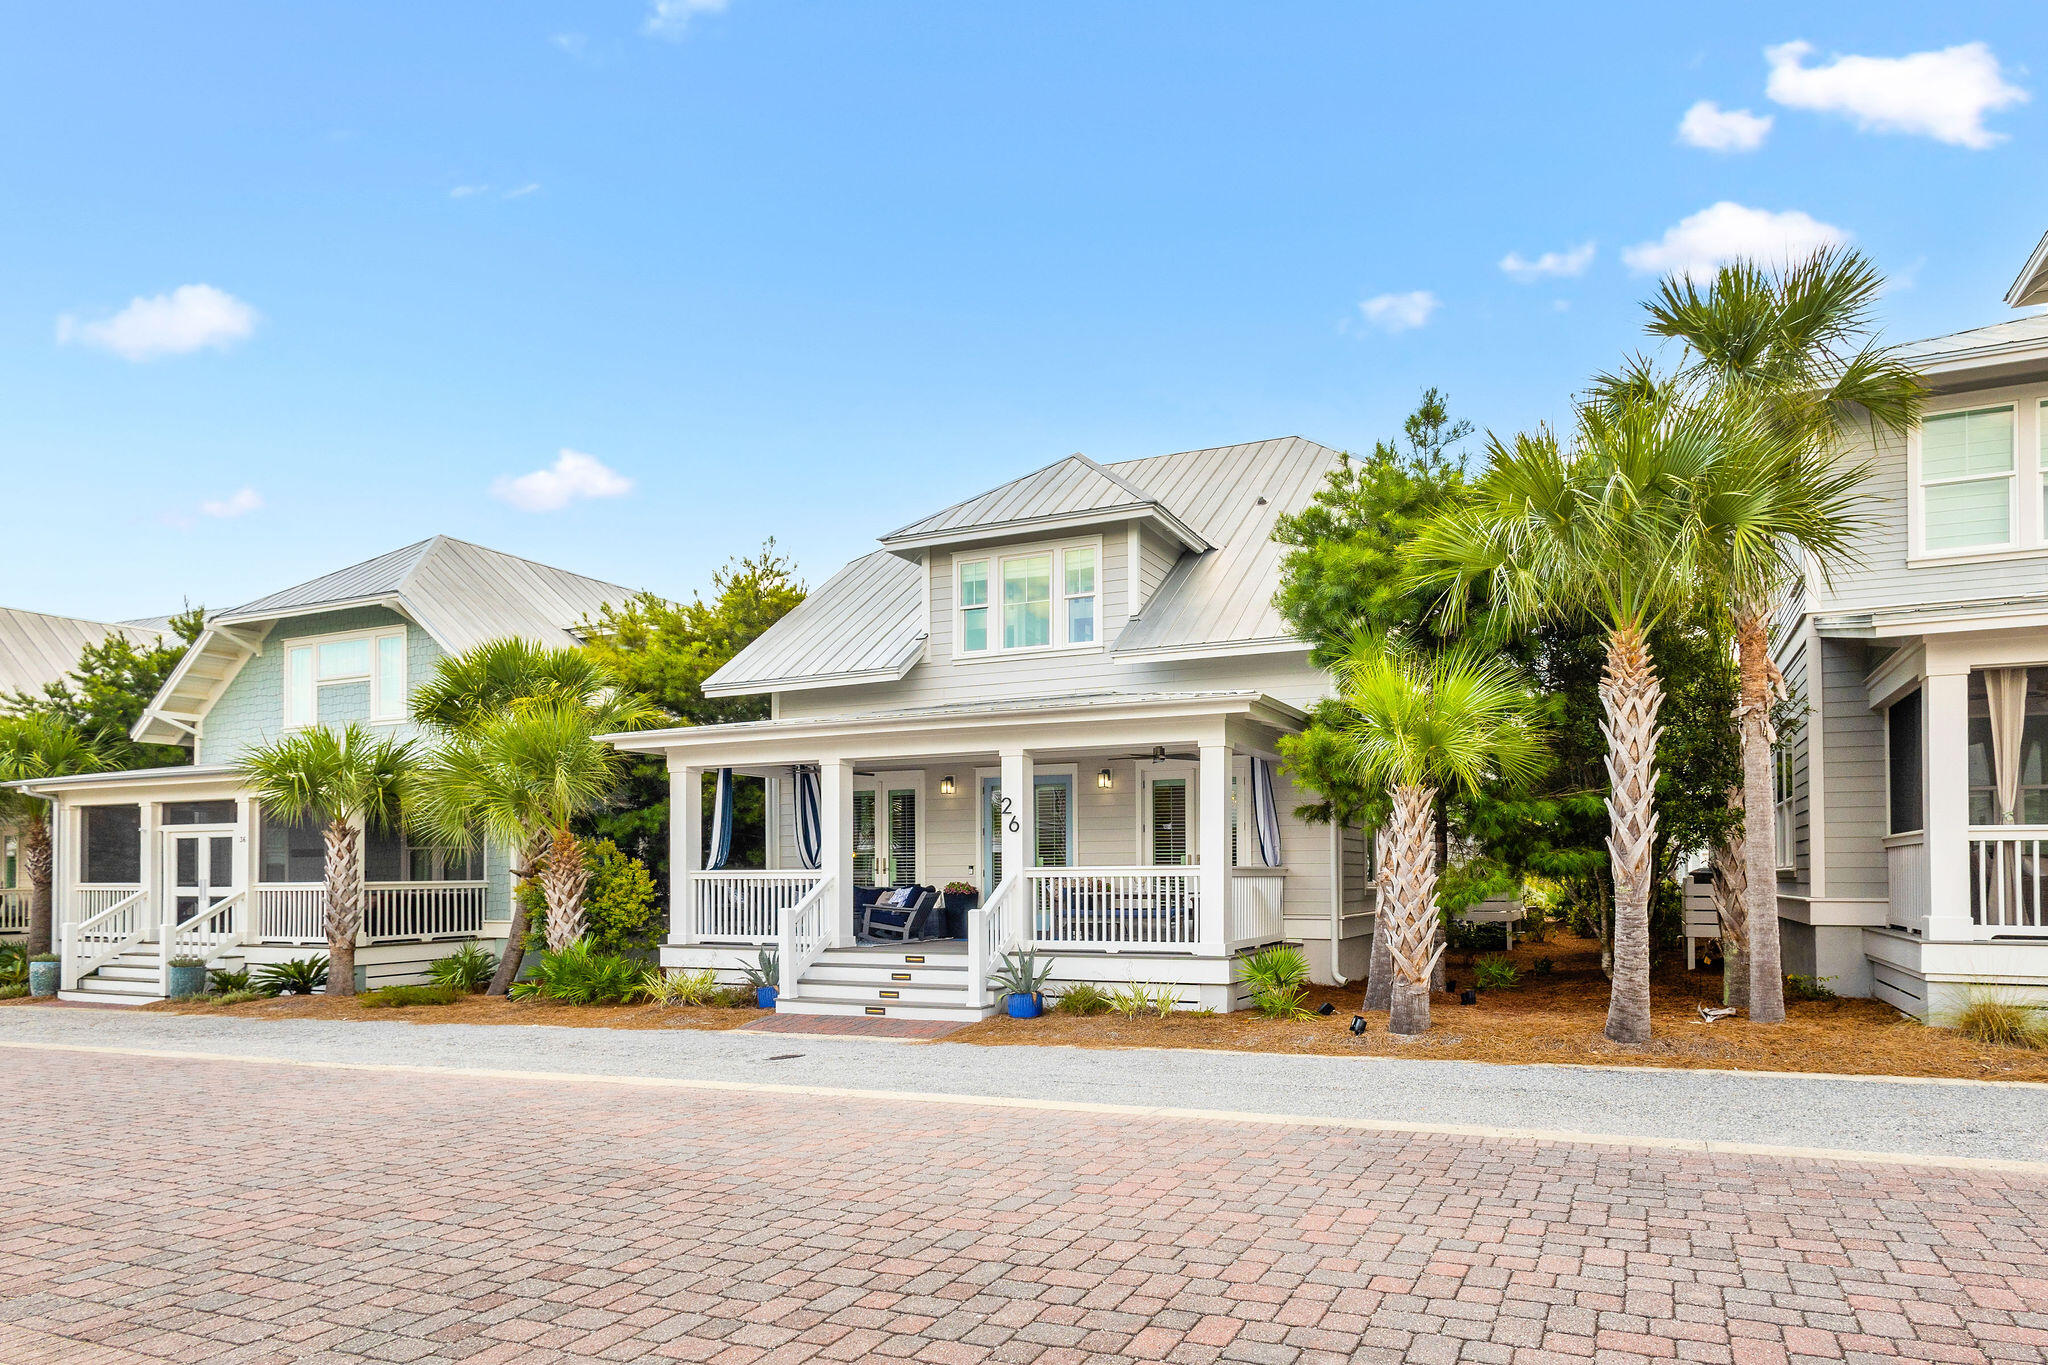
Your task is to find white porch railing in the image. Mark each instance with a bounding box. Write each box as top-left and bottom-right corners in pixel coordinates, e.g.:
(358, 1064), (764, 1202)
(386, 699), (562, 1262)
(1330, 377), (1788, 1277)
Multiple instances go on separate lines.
(967, 873), (1025, 1006)
(256, 885), (327, 943)
(693, 871), (822, 944)
(1228, 868), (1285, 948)
(776, 876), (836, 999)
(162, 890), (249, 972)
(0, 888), (27, 935)
(1969, 829), (2048, 935)
(75, 885), (144, 922)
(365, 882), (487, 941)
(61, 888), (148, 990)
(1025, 867), (1201, 951)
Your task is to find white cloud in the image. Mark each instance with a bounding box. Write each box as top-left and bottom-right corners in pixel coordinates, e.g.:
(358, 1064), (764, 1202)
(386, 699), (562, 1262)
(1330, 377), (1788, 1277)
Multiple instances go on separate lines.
(491, 449), (634, 512)
(199, 487), (263, 519)
(550, 32), (588, 57)
(1764, 39), (2027, 148)
(449, 184), (490, 199)
(56, 284), (258, 362)
(503, 183), (541, 199)
(644, 0), (728, 40)
(1622, 202), (1850, 281)
(1677, 100), (1773, 152)
(1357, 290), (1439, 333)
(1499, 242), (1595, 283)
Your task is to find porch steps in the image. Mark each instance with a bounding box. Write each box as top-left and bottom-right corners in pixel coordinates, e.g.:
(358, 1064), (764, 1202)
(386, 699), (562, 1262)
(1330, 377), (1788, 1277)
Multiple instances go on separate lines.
(779, 944), (998, 1022)
(61, 947), (167, 1005)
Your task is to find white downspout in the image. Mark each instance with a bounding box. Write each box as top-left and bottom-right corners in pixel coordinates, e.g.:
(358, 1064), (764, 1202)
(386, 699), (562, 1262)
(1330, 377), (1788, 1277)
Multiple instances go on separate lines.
(1328, 819), (1348, 986)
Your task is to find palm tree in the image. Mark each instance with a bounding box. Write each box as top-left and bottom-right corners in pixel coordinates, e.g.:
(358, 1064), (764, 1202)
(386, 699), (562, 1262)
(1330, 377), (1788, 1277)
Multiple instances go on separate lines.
(409, 699), (631, 981)
(1334, 634), (1545, 1035)
(409, 640), (661, 994)
(0, 716), (109, 956)
(234, 725), (414, 996)
(1641, 249), (1919, 1022)
(1409, 390), (1727, 1043)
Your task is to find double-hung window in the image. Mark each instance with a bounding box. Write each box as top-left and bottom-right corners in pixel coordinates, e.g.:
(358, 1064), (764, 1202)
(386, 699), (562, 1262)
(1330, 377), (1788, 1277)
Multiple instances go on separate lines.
(1773, 745), (1795, 872)
(956, 541), (1101, 657)
(284, 630), (409, 728)
(1920, 405), (2016, 553)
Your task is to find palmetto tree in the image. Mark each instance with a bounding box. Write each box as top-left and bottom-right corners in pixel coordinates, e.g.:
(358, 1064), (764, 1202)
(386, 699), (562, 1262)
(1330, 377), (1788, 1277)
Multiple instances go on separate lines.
(1334, 635), (1545, 1036)
(1641, 249), (1917, 1022)
(1410, 390), (1735, 1043)
(409, 639), (661, 994)
(0, 716), (109, 956)
(234, 724), (415, 996)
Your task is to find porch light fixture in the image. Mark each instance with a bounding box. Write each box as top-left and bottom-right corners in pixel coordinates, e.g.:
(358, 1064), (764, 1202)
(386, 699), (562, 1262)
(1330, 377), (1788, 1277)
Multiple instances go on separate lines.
(939, 775), (955, 796)
(1097, 768), (1112, 790)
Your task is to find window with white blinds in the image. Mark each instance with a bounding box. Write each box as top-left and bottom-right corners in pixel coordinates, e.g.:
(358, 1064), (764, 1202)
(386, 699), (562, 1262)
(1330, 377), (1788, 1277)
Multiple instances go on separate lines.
(852, 789), (877, 886)
(1034, 781), (1069, 867)
(1920, 406), (2015, 552)
(887, 789), (917, 884)
(1150, 778), (1188, 865)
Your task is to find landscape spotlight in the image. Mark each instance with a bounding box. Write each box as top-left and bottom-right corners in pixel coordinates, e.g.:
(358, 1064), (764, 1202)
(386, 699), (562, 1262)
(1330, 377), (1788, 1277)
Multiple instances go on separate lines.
(1348, 1015), (1368, 1036)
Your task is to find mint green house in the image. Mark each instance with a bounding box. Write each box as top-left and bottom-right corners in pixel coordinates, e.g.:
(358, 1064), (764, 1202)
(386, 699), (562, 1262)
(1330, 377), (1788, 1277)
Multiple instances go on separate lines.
(19, 537), (633, 1002)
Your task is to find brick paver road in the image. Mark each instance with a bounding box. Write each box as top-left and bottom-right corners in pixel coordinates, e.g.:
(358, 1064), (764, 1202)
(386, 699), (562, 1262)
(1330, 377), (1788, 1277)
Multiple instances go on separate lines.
(3, 1046), (2047, 1365)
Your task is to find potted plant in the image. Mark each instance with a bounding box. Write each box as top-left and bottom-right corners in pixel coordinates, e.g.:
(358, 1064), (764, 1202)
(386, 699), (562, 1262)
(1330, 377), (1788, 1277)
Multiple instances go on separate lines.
(741, 947), (781, 1009)
(166, 956), (208, 1000)
(990, 949), (1053, 1018)
(28, 953), (60, 999)
(941, 881), (979, 937)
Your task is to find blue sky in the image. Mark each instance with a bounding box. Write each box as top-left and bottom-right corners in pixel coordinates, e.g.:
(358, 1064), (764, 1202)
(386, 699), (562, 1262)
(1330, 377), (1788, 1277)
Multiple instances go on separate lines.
(6, 3), (2045, 621)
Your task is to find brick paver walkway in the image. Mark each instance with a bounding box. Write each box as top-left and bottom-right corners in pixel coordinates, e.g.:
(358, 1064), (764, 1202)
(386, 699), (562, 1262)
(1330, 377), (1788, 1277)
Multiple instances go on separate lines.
(3, 1047), (2046, 1365)
(739, 1013), (966, 1040)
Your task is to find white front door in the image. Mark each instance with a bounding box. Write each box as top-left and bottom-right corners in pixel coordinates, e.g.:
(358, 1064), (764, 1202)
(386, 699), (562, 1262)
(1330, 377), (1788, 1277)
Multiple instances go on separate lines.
(853, 773), (923, 888)
(165, 829), (237, 925)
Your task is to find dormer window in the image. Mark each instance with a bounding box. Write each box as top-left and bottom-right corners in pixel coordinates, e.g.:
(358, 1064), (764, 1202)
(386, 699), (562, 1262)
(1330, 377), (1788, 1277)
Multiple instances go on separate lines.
(956, 540), (1101, 657)
(284, 629), (409, 728)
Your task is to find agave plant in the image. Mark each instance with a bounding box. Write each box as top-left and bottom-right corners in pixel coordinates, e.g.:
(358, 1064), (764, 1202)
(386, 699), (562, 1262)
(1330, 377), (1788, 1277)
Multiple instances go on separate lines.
(989, 949), (1052, 1000)
(738, 948), (781, 992)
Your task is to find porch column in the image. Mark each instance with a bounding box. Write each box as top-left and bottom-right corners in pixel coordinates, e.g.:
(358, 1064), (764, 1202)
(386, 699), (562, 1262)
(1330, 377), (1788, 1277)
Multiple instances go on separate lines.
(670, 764), (701, 945)
(819, 759), (857, 946)
(1198, 742), (1232, 955)
(1924, 665), (1974, 942)
(999, 748), (1034, 892)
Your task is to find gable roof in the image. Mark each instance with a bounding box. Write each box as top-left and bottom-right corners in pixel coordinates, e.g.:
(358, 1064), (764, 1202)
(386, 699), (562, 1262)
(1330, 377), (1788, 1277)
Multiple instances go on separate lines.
(704, 436), (1341, 696)
(134, 537), (636, 745)
(2008, 229), (2048, 308)
(879, 453), (1210, 556)
(0, 608), (166, 698)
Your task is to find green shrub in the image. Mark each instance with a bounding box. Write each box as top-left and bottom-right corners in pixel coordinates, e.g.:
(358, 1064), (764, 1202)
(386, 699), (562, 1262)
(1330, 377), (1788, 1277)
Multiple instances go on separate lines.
(738, 948), (781, 992)
(1053, 982), (1113, 1015)
(1474, 956), (1520, 991)
(361, 984), (463, 1008)
(0, 983), (27, 1000)
(254, 956), (329, 996)
(30, 952), (59, 964)
(643, 967), (718, 1006)
(517, 837), (662, 955)
(1949, 992), (2048, 1050)
(428, 943), (497, 994)
(510, 940), (647, 1005)
(1110, 981), (1180, 1018)
(1239, 945), (1313, 1019)
(207, 967), (251, 994)
(0, 944), (26, 985)
(712, 984), (756, 1008)
(1785, 973), (1837, 1002)
(210, 988), (268, 1005)
(167, 955), (206, 969)
(1531, 956), (1555, 978)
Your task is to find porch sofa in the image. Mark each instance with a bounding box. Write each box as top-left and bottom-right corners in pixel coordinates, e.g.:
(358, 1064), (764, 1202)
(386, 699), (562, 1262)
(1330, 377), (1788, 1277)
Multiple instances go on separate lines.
(857, 885), (942, 942)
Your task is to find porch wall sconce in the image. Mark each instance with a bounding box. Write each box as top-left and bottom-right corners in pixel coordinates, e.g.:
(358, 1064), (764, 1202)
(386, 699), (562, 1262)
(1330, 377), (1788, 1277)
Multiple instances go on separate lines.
(939, 775), (955, 796)
(1097, 768), (1113, 790)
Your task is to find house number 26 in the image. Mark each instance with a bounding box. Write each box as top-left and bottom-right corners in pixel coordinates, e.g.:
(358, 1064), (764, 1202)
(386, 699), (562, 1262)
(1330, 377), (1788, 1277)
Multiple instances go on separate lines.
(996, 795), (1020, 833)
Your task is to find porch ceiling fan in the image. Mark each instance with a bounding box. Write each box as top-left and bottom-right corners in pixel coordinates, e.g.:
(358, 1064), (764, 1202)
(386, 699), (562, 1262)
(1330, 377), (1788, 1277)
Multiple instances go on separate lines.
(1118, 744), (1197, 764)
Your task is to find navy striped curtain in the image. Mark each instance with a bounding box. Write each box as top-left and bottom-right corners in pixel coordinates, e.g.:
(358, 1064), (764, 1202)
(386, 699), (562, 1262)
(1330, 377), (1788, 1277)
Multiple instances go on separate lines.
(793, 766), (822, 871)
(706, 768), (735, 870)
(1250, 756), (1283, 867)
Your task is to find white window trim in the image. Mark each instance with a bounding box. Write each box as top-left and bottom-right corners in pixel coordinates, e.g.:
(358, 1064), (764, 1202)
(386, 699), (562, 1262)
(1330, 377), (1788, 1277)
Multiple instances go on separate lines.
(281, 627), (410, 729)
(1136, 760), (1198, 866)
(952, 536), (1107, 661)
(1908, 401), (2027, 563)
(1773, 745), (1796, 873)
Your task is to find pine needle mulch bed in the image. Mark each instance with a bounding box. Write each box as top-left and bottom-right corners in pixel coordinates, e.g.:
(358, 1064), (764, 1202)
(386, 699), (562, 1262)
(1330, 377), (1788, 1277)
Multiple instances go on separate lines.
(139, 993), (761, 1032)
(952, 936), (2048, 1085)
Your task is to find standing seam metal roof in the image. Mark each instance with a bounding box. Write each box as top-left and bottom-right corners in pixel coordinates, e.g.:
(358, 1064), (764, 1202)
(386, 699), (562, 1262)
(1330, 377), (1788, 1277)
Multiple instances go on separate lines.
(0, 608), (166, 697)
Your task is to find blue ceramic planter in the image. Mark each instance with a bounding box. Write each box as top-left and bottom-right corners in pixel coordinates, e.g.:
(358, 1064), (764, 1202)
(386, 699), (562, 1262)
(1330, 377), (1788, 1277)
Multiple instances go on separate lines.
(756, 986), (778, 1009)
(28, 959), (58, 998)
(167, 963), (207, 999)
(1005, 992), (1041, 1019)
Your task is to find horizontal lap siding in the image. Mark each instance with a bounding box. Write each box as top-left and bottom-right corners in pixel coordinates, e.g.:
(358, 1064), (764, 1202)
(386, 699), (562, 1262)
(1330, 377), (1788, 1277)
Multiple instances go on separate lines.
(1781, 642), (1812, 894)
(1820, 638), (1888, 899)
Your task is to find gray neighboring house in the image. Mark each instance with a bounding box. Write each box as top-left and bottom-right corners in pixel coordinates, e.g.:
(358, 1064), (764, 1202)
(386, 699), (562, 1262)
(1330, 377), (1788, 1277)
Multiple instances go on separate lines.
(1774, 232), (2048, 1017)
(0, 608), (168, 939)
(609, 437), (1376, 1021)
(13, 537), (634, 1000)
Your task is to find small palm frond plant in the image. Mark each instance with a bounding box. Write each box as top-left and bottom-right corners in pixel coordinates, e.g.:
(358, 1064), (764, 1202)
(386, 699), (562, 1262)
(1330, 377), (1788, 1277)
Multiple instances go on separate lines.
(990, 950), (1053, 999)
(427, 943), (498, 994)
(1473, 956), (1520, 991)
(1110, 980), (1180, 1018)
(1239, 945), (1313, 1019)
(255, 956), (330, 997)
(207, 966), (251, 995)
(1947, 992), (2048, 1050)
(510, 940), (647, 1005)
(0, 943), (26, 986)
(1053, 981), (1113, 1015)
(643, 967), (717, 1006)
(739, 948), (781, 992)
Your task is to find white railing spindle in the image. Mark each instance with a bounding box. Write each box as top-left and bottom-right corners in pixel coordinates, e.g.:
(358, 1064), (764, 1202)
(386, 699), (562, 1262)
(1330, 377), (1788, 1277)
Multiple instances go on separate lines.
(1968, 829), (2048, 935)
(694, 871), (822, 944)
